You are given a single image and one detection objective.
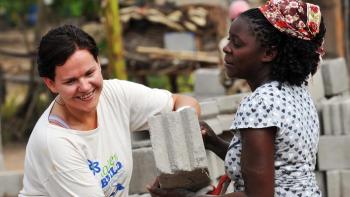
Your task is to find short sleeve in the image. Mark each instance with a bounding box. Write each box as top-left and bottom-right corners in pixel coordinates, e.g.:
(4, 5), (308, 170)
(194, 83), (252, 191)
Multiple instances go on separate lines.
(231, 94), (283, 130)
(104, 80), (174, 131)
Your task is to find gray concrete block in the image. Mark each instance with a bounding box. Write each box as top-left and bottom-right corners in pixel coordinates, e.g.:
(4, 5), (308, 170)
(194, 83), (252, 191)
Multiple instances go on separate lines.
(199, 101), (219, 119)
(129, 147), (157, 194)
(321, 97), (343, 135)
(148, 108), (210, 190)
(317, 135), (350, 170)
(206, 151), (225, 181)
(340, 170), (350, 197)
(315, 171), (326, 197)
(202, 118), (223, 135)
(308, 68), (325, 102)
(0, 170), (23, 196)
(340, 98), (350, 135)
(217, 114), (234, 131)
(164, 32), (195, 51)
(321, 58), (350, 96)
(314, 102), (325, 135)
(330, 100), (343, 135)
(131, 130), (151, 149)
(321, 99), (333, 135)
(326, 170), (341, 197)
(194, 68), (225, 98)
(214, 94), (248, 114)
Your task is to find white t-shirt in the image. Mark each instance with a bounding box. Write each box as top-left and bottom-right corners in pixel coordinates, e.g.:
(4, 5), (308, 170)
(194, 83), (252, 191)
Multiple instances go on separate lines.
(19, 79), (174, 197)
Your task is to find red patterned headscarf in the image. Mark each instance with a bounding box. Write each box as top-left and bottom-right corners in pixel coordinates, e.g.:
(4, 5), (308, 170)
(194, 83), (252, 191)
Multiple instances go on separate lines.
(259, 0), (322, 41)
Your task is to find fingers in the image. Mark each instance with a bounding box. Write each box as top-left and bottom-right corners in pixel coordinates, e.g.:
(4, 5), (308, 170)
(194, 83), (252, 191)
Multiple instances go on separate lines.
(147, 177), (162, 197)
(147, 186), (167, 197)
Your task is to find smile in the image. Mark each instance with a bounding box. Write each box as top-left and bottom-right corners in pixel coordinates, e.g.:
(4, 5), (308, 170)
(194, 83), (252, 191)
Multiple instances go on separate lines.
(78, 90), (95, 101)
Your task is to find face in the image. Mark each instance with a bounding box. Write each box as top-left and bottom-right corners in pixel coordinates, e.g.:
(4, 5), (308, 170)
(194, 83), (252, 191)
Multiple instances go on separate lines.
(43, 49), (103, 114)
(223, 16), (267, 80)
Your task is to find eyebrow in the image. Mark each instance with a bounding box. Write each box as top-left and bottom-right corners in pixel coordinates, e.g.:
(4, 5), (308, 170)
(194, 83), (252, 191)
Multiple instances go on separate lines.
(61, 66), (95, 82)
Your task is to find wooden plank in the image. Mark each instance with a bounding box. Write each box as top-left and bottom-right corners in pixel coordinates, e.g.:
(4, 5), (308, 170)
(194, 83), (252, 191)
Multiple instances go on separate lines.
(136, 46), (219, 64)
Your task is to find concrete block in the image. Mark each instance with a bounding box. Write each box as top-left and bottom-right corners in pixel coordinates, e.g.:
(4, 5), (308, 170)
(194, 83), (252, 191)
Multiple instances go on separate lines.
(321, 97), (342, 135)
(308, 68), (325, 102)
(199, 101), (219, 119)
(131, 130), (151, 149)
(164, 32), (195, 51)
(315, 171), (326, 197)
(0, 170), (23, 196)
(194, 68), (225, 98)
(129, 147), (157, 194)
(330, 100), (343, 135)
(314, 102), (325, 135)
(206, 151), (225, 181)
(202, 117), (223, 135)
(321, 58), (350, 96)
(217, 114), (234, 131)
(340, 98), (350, 135)
(326, 170), (341, 197)
(321, 99), (333, 135)
(148, 108), (210, 190)
(340, 170), (350, 197)
(214, 94), (248, 114)
(317, 135), (350, 170)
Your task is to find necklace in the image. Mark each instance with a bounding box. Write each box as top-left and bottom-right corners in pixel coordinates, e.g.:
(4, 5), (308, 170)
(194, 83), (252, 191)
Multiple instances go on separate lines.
(55, 96), (65, 106)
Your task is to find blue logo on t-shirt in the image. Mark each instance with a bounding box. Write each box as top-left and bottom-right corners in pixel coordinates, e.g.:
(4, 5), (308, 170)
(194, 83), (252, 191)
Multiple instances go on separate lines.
(87, 154), (125, 193)
(88, 159), (101, 175)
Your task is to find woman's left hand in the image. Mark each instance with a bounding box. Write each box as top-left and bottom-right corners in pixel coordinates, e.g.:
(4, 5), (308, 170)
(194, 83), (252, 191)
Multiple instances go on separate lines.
(147, 177), (195, 197)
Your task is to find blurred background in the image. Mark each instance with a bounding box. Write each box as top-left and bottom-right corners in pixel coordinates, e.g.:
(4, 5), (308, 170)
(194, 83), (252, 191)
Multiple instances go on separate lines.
(0, 0), (349, 196)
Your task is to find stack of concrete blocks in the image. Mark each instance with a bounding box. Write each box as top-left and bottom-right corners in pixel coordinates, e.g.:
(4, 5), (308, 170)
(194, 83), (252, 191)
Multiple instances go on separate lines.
(148, 108), (211, 191)
(311, 57), (350, 197)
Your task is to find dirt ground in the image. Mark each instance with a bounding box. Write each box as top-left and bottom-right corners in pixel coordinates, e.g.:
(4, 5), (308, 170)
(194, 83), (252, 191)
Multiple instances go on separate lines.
(2, 142), (26, 171)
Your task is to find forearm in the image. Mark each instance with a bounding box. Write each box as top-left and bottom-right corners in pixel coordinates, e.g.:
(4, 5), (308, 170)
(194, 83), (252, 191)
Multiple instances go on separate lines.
(172, 94), (201, 116)
(197, 192), (247, 197)
(207, 137), (230, 160)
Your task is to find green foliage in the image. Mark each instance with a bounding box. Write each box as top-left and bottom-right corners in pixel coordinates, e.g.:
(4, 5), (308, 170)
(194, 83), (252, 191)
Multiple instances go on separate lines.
(0, 0), (37, 26)
(147, 75), (171, 90)
(177, 74), (194, 93)
(0, 0), (101, 26)
(51, 0), (100, 19)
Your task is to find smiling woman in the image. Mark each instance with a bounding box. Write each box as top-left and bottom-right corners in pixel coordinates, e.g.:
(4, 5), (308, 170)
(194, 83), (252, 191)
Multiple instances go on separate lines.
(18, 25), (201, 197)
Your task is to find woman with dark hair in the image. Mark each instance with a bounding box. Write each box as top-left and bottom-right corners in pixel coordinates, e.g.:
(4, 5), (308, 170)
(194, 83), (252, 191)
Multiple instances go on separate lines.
(148, 0), (326, 196)
(19, 25), (200, 197)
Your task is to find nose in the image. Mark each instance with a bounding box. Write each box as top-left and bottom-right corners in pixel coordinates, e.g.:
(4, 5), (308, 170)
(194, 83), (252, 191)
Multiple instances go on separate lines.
(78, 78), (91, 92)
(223, 43), (231, 54)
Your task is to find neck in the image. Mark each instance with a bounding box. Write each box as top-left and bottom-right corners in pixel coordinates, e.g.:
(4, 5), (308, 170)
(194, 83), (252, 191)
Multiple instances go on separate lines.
(53, 103), (98, 130)
(247, 66), (271, 91)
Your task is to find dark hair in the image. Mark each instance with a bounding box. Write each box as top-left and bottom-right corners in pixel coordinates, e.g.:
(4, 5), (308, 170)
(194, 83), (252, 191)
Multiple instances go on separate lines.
(240, 8), (326, 86)
(37, 24), (99, 80)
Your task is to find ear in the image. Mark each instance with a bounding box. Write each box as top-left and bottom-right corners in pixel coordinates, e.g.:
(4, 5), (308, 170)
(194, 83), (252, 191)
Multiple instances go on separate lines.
(261, 46), (277, 63)
(42, 77), (58, 93)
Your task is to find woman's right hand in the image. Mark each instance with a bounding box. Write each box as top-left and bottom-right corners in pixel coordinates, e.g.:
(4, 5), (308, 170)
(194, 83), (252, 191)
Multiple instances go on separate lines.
(199, 121), (219, 151)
